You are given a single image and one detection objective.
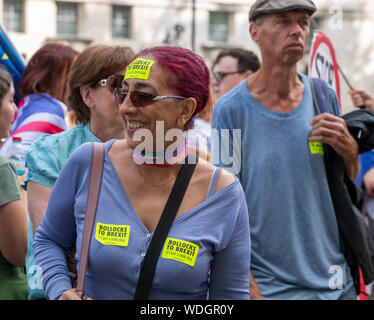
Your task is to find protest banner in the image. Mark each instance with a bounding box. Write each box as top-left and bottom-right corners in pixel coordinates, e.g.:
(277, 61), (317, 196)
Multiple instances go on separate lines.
(309, 30), (341, 109)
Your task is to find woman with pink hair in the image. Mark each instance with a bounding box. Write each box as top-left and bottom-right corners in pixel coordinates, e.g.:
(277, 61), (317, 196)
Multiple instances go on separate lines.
(34, 46), (251, 300)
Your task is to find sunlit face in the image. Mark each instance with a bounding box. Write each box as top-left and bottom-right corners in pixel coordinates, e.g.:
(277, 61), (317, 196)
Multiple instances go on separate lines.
(119, 59), (188, 152)
(0, 82), (17, 139)
(90, 69), (126, 132)
(252, 10), (310, 65)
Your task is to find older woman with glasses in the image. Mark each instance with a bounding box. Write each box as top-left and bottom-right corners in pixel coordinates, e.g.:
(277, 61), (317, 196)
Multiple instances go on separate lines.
(23, 44), (134, 300)
(34, 46), (250, 300)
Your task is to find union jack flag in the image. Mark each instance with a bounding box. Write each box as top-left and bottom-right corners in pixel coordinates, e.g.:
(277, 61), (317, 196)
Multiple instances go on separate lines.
(0, 93), (68, 157)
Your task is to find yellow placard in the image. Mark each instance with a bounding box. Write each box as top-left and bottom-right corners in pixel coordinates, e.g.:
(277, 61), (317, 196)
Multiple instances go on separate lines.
(162, 238), (199, 267)
(95, 223), (130, 247)
(124, 58), (155, 80)
(309, 141), (325, 155)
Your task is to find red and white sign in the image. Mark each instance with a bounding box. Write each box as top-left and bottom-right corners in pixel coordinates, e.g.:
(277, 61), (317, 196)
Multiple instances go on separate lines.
(309, 31), (341, 106)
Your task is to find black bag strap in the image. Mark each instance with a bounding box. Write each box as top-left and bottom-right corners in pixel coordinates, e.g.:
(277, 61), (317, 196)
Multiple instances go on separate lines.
(310, 77), (331, 115)
(310, 77), (335, 159)
(134, 155), (198, 300)
(311, 78), (374, 293)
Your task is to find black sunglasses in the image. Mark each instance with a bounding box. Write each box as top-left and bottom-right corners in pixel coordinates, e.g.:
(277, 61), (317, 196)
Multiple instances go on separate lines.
(97, 74), (124, 93)
(114, 90), (186, 107)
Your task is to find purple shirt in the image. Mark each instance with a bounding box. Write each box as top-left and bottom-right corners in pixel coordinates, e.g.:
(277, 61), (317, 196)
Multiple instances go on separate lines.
(34, 140), (251, 300)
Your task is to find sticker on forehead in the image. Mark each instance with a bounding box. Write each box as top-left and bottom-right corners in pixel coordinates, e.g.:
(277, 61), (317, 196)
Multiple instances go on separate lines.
(124, 58), (155, 80)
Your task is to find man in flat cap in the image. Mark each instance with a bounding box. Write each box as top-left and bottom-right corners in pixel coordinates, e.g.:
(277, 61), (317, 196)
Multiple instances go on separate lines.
(211, 0), (358, 299)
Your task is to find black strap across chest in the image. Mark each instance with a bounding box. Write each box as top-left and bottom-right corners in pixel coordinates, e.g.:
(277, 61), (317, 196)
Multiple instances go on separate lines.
(134, 155), (198, 300)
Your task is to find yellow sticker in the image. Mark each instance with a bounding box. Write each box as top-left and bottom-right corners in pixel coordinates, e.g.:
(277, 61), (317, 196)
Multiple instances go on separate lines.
(162, 238), (199, 267)
(95, 223), (130, 247)
(309, 141), (325, 155)
(1, 53), (8, 60)
(124, 58), (155, 80)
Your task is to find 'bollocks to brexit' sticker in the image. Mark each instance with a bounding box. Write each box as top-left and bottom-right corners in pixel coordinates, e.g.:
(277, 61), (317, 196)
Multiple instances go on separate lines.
(95, 223), (130, 247)
(309, 141), (324, 155)
(162, 238), (199, 267)
(124, 58), (155, 80)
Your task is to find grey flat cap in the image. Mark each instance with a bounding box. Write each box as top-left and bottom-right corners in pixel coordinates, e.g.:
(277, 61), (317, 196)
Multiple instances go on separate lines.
(249, 0), (317, 22)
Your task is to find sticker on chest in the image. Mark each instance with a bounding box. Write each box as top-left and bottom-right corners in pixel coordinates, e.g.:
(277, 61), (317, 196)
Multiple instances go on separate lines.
(309, 141), (325, 155)
(95, 223), (130, 247)
(162, 238), (199, 267)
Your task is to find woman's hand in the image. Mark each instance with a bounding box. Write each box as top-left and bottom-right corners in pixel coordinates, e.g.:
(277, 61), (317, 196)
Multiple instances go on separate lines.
(59, 288), (93, 300)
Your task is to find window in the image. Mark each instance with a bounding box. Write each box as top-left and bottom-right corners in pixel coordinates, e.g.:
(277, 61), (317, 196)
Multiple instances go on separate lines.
(56, 2), (78, 37)
(209, 11), (229, 43)
(3, 0), (24, 33)
(112, 5), (131, 38)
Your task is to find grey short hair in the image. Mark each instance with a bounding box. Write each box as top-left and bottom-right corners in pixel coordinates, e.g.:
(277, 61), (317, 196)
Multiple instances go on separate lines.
(251, 15), (266, 26)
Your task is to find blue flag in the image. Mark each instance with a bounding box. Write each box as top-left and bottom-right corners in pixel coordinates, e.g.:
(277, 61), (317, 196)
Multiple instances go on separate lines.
(0, 24), (25, 104)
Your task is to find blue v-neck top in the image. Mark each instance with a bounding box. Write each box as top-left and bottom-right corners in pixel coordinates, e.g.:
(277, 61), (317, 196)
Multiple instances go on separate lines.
(34, 140), (251, 300)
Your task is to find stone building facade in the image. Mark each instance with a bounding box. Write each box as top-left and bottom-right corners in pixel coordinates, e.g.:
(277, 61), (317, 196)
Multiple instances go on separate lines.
(0, 0), (373, 112)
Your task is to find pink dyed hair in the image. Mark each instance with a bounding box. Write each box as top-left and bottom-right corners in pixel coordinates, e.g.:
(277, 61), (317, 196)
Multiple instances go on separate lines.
(135, 46), (210, 129)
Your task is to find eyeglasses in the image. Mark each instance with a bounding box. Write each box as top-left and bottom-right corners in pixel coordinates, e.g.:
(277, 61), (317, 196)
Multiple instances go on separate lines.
(114, 90), (186, 107)
(97, 74), (124, 93)
(212, 71), (245, 83)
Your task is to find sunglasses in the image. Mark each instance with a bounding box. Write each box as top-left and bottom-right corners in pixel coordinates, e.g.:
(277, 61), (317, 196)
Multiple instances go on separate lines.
(97, 74), (124, 93)
(114, 90), (186, 107)
(212, 71), (245, 83)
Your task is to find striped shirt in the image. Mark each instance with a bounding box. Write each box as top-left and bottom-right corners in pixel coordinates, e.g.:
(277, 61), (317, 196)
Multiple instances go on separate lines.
(0, 93), (67, 157)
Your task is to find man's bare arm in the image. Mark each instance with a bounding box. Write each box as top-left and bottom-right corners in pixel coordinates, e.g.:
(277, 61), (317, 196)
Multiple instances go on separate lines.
(250, 272), (263, 300)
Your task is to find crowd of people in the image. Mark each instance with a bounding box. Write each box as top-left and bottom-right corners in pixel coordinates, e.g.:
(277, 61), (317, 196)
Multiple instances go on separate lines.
(0, 0), (373, 300)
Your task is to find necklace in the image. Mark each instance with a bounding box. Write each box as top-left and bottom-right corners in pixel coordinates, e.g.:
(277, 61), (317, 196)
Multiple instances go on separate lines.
(131, 137), (189, 168)
(135, 164), (182, 187)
